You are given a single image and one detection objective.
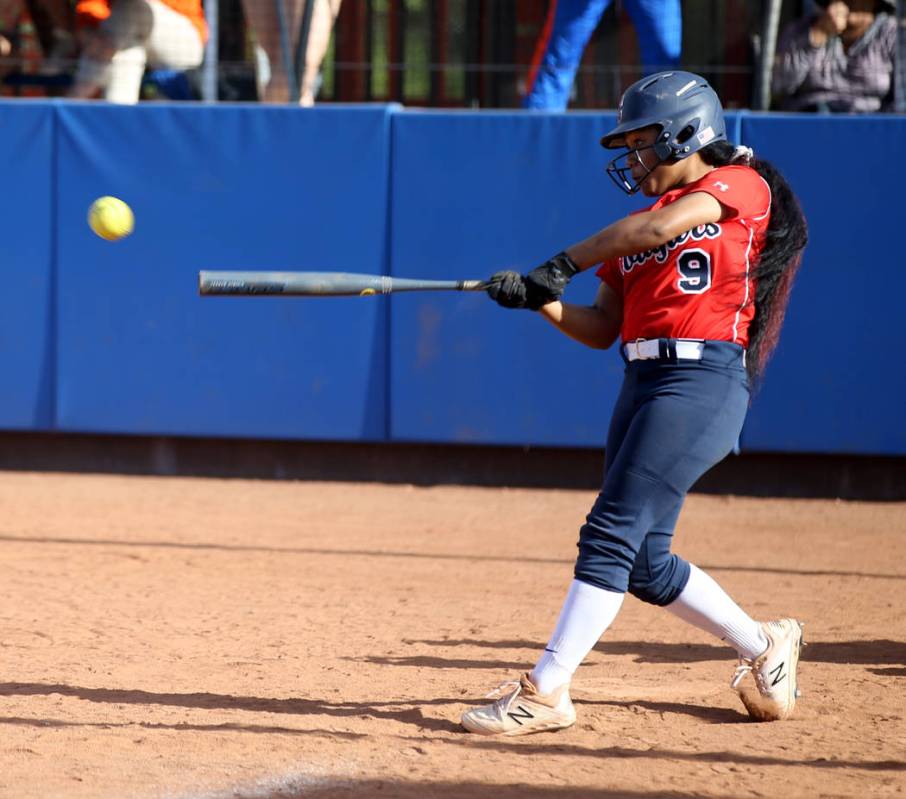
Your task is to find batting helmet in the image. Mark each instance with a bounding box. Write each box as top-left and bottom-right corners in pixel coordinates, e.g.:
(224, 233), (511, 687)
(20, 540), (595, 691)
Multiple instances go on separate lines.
(600, 71), (727, 194)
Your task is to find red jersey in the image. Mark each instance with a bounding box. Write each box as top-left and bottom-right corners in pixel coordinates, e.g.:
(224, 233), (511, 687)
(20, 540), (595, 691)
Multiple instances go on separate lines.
(596, 165), (771, 348)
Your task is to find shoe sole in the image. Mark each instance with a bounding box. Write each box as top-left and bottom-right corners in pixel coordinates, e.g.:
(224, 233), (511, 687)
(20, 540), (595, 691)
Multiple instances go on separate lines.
(461, 714), (576, 737)
(500, 717), (576, 737)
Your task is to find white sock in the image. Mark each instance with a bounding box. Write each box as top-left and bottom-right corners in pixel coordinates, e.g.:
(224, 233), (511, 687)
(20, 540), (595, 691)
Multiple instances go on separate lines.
(530, 579), (624, 695)
(666, 563), (768, 659)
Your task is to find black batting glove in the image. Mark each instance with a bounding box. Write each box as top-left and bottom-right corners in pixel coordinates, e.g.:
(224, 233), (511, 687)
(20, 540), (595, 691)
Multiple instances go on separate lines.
(524, 252), (581, 308)
(486, 270), (529, 309)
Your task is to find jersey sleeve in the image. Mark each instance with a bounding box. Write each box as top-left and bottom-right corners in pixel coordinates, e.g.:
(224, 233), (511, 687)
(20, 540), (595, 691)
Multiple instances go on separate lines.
(691, 166), (770, 221)
(595, 258), (624, 296)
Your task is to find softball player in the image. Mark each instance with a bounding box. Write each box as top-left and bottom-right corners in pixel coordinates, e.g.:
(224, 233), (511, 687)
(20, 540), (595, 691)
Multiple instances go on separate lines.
(462, 70), (809, 736)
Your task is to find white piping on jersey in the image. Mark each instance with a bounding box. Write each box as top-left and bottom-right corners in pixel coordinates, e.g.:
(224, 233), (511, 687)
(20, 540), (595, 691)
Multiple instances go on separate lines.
(731, 174), (772, 344)
(732, 226), (754, 344)
(751, 173), (772, 223)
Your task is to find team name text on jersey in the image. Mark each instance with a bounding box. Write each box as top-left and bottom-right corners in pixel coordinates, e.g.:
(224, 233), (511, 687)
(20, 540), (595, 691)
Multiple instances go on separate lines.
(621, 223), (721, 273)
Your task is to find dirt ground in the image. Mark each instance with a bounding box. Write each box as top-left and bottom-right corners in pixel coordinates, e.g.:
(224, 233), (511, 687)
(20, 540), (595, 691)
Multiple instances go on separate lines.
(0, 471), (904, 799)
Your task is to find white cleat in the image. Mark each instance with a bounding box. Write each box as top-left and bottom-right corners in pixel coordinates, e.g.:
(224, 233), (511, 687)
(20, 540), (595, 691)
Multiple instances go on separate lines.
(461, 672), (576, 736)
(731, 618), (804, 721)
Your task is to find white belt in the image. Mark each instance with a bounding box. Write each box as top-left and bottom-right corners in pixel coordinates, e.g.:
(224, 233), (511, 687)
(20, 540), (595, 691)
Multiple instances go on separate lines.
(623, 338), (705, 362)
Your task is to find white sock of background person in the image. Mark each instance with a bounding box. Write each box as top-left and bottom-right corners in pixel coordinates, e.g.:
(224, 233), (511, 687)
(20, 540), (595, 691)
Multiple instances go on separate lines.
(665, 564), (768, 659)
(530, 579), (625, 695)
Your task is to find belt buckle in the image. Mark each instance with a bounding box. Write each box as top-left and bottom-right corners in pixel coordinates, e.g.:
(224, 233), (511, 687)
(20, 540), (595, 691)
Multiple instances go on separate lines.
(630, 337), (647, 361)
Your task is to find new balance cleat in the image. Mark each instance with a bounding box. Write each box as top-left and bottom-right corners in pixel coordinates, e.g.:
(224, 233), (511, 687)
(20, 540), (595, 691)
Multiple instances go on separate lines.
(731, 618), (804, 721)
(461, 672), (576, 736)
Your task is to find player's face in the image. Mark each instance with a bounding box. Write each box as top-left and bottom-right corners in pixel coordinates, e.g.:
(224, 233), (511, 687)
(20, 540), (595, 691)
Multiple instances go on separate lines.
(623, 128), (664, 196)
(626, 129), (711, 197)
(606, 126), (663, 195)
(606, 126), (710, 196)
(607, 126), (684, 197)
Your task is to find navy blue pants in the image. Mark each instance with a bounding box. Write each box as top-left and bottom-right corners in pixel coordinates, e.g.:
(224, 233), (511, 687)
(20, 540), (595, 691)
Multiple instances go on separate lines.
(574, 341), (750, 605)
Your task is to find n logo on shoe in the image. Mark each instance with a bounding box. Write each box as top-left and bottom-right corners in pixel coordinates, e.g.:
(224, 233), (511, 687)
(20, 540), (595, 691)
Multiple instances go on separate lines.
(507, 705), (535, 726)
(769, 662), (786, 686)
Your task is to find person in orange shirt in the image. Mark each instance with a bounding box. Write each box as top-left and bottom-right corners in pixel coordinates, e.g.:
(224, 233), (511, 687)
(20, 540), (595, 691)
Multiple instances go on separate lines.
(68, 0), (206, 103)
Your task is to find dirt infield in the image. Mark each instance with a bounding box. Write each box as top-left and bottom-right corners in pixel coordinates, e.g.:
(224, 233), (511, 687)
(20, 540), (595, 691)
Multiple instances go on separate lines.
(0, 471), (904, 798)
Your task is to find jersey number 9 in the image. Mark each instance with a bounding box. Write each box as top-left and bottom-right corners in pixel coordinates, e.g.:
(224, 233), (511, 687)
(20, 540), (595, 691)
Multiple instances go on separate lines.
(676, 249), (712, 294)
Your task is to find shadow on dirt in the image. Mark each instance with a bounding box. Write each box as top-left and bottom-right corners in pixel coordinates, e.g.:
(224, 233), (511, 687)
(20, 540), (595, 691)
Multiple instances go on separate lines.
(1, 535), (904, 581)
(571, 697), (748, 723)
(347, 654), (526, 670)
(0, 715), (368, 737)
(405, 638), (906, 666)
(0, 682), (462, 733)
(446, 740), (906, 772)
(256, 781), (743, 799)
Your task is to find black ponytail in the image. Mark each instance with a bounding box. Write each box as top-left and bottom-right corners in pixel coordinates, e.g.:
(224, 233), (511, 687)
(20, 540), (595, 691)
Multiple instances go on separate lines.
(699, 141), (808, 386)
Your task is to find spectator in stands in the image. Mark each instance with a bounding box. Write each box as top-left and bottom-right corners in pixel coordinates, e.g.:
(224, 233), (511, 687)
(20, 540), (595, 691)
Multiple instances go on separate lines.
(241, 0), (341, 105)
(29, 0), (77, 74)
(773, 0), (896, 112)
(68, 0), (206, 103)
(0, 0), (77, 79)
(524, 0), (682, 111)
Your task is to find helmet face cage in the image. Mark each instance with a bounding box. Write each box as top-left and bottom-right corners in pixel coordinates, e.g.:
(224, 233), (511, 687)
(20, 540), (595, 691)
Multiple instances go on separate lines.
(605, 134), (674, 195)
(606, 145), (657, 195)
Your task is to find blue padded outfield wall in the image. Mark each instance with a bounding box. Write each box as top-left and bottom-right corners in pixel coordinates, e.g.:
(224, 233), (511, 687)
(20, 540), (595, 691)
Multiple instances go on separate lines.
(0, 105), (55, 430)
(737, 115), (906, 456)
(0, 101), (901, 455)
(54, 104), (392, 440)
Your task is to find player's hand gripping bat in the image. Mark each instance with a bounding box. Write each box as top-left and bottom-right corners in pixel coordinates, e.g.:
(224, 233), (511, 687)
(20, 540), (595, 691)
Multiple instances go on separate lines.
(198, 271), (491, 297)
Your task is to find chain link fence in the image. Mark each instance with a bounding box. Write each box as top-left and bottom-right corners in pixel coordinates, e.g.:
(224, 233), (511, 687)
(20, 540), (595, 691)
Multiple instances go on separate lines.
(0, 0), (899, 110)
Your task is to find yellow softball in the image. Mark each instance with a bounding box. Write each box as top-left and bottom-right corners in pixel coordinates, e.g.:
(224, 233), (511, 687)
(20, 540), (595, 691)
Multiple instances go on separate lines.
(88, 196), (134, 241)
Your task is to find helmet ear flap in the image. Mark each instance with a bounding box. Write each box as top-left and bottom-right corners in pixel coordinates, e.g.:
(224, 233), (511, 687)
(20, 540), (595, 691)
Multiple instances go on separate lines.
(659, 120), (702, 160)
(676, 121), (699, 143)
(653, 129), (674, 161)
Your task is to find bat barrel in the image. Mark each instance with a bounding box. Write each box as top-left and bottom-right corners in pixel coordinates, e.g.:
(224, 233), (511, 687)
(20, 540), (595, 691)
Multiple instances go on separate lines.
(198, 271), (386, 296)
(199, 271), (489, 296)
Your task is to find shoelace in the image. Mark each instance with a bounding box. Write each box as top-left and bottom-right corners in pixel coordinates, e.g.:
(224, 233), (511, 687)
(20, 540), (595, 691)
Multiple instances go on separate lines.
(730, 659), (753, 690)
(731, 657), (771, 694)
(483, 679), (522, 700)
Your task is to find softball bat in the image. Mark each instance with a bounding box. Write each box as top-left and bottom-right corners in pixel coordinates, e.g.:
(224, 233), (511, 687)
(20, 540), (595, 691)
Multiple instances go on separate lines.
(198, 271), (489, 297)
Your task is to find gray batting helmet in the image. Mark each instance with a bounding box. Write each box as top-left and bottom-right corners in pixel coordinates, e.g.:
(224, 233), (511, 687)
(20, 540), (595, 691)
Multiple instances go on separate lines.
(600, 71), (727, 194)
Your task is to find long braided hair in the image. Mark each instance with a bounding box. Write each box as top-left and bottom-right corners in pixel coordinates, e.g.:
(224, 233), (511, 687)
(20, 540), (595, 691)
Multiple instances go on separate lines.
(699, 141), (808, 386)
